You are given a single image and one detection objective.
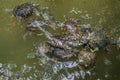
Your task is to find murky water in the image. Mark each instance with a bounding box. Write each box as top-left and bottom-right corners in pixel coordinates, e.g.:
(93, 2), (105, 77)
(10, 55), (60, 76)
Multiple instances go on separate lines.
(0, 0), (120, 80)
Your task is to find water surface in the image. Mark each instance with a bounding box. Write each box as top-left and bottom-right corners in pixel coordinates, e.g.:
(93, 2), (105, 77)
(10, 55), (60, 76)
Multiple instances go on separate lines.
(0, 0), (120, 80)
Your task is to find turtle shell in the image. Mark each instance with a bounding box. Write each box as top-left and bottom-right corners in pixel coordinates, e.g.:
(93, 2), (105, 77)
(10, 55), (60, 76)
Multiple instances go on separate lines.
(13, 2), (38, 18)
(78, 49), (96, 68)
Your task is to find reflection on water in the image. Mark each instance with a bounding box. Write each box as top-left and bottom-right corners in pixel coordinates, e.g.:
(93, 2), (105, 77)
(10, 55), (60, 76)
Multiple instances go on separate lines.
(0, 0), (120, 80)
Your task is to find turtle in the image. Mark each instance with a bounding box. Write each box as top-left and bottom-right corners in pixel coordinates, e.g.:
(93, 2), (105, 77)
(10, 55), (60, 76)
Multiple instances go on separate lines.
(78, 49), (96, 68)
(13, 2), (39, 24)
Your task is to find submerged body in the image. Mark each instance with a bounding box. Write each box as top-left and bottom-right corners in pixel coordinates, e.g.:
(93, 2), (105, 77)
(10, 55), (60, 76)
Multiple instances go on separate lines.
(40, 8), (58, 30)
(46, 42), (73, 60)
(26, 18), (49, 32)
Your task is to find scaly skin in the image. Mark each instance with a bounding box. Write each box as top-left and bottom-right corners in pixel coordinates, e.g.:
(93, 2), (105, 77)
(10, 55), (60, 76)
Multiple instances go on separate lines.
(62, 20), (82, 41)
(26, 18), (49, 32)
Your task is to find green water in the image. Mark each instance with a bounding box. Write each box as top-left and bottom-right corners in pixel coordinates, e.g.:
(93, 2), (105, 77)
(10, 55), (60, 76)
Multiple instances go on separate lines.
(0, 0), (120, 80)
